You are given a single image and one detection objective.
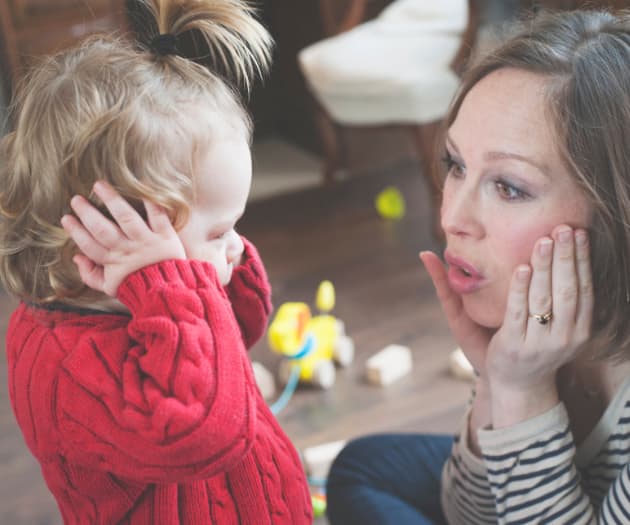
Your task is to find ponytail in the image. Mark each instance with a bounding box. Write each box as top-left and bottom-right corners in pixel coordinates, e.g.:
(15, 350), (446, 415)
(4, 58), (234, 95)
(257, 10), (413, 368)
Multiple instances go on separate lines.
(0, 0), (272, 303)
(127, 0), (273, 93)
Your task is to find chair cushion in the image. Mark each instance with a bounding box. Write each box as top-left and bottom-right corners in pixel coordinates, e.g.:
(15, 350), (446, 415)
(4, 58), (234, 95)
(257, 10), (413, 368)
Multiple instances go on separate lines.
(378, 0), (469, 34)
(299, 0), (469, 125)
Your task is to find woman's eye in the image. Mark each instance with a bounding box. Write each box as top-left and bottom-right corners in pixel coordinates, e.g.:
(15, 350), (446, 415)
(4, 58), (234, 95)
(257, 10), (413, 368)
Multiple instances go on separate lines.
(441, 152), (465, 178)
(495, 180), (528, 201)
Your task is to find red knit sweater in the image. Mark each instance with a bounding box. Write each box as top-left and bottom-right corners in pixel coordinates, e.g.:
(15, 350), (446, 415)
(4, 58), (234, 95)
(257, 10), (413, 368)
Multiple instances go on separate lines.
(6, 239), (313, 524)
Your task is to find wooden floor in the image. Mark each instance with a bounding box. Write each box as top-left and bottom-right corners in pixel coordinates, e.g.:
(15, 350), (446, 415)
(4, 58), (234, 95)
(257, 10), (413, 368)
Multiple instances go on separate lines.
(0, 161), (471, 524)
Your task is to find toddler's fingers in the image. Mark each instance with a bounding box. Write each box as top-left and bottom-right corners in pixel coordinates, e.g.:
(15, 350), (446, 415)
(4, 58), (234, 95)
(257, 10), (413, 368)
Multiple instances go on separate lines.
(61, 214), (109, 264)
(69, 194), (123, 248)
(72, 254), (105, 293)
(144, 200), (174, 234)
(92, 181), (149, 240)
(574, 229), (593, 341)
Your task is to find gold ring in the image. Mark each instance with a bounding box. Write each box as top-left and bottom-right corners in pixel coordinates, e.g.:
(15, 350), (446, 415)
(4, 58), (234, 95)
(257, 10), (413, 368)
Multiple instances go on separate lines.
(529, 311), (552, 325)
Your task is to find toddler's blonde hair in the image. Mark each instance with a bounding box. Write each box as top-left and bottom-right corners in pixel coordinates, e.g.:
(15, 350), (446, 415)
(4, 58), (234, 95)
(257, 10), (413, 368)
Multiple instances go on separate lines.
(0, 0), (272, 306)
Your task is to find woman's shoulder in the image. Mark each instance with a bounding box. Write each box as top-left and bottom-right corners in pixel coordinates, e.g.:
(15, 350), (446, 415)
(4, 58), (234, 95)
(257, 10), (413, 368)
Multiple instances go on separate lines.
(575, 375), (630, 468)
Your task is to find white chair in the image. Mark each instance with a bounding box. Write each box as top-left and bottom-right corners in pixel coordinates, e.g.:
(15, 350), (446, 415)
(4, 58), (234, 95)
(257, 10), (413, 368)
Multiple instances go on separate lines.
(298, 0), (479, 239)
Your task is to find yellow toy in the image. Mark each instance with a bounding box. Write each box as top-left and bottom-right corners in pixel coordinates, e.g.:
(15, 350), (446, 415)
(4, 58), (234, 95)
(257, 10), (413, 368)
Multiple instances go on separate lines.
(268, 281), (354, 390)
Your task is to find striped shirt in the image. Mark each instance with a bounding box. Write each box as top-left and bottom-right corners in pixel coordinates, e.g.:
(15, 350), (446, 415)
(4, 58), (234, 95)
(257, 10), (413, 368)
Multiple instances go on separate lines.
(441, 378), (630, 524)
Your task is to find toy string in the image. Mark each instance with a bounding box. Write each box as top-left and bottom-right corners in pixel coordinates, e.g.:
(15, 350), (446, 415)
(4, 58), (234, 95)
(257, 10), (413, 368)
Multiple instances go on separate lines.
(270, 333), (316, 415)
(308, 476), (327, 488)
(270, 365), (300, 415)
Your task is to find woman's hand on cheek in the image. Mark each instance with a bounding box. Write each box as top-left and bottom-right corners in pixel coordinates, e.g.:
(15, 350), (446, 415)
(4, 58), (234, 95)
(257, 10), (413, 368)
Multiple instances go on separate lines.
(420, 251), (494, 376)
(487, 226), (593, 427)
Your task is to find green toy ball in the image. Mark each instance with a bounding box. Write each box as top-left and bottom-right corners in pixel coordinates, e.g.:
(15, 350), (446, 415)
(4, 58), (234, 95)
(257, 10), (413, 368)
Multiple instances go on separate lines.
(375, 186), (406, 220)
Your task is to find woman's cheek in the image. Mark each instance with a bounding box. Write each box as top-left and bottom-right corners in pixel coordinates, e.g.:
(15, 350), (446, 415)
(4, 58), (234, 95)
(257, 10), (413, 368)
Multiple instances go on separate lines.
(492, 227), (544, 313)
(502, 224), (551, 268)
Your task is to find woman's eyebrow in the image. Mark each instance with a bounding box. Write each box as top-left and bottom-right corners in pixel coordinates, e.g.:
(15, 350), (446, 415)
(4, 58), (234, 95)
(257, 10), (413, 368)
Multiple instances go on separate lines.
(445, 134), (461, 156)
(446, 132), (549, 178)
(483, 151), (550, 178)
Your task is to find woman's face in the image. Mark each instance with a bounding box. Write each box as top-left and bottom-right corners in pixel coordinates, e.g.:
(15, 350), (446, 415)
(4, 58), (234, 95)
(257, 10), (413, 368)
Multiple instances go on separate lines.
(441, 68), (592, 329)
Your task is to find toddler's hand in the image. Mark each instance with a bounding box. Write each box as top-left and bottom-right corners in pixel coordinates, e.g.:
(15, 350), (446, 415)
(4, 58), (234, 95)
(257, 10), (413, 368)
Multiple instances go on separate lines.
(61, 181), (186, 297)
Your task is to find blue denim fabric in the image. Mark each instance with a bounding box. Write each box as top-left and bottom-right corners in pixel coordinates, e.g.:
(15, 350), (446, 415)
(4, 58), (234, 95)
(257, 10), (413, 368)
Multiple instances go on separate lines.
(326, 433), (454, 525)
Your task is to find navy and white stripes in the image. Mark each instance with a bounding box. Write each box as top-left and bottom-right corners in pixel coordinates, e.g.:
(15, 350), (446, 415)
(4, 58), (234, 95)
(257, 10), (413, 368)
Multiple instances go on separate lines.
(442, 380), (630, 524)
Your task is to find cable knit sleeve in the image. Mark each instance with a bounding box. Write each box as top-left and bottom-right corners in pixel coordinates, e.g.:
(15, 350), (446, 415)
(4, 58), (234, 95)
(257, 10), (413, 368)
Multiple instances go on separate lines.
(224, 237), (272, 349)
(56, 259), (258, 483)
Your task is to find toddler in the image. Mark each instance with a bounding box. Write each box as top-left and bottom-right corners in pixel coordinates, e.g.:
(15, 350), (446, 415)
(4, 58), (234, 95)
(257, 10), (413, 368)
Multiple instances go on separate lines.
(0, 0), (312, 523)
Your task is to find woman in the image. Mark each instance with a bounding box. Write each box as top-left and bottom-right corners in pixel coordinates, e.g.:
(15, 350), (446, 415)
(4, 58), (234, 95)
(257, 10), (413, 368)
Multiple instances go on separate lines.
(326, 9), (630, 524)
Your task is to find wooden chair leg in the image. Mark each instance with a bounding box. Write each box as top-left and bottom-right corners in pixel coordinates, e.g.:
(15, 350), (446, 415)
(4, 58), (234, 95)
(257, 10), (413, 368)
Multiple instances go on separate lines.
(313, 104), (345, 184)
(415, 120), (445, 242)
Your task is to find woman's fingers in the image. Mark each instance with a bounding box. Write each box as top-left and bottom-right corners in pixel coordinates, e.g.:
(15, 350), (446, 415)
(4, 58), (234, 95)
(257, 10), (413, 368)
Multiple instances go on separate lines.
(420, 251), (492, 359)
(519, 226), (590, 346)
(420, 251), (463, 321)
(61, 213), (109, 264)
(503, 265), (531, 340)
(550, 226), (578, 332)
(574, 229), (593, 340)
(527, 237), (553, 332)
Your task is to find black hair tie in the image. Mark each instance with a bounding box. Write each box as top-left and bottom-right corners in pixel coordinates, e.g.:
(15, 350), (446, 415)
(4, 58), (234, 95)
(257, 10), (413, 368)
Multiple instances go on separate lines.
(150, 34), (178, 56)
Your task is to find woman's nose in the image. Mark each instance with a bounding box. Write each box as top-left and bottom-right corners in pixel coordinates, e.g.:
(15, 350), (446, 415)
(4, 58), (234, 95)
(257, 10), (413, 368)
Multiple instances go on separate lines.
(440, 182), (482, 238)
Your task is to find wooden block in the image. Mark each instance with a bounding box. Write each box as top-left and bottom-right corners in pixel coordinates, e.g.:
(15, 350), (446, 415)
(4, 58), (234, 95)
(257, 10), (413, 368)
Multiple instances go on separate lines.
(302, 439), (347, 479)
(449, 347), (475, 381)
(365, 344), (412, 386)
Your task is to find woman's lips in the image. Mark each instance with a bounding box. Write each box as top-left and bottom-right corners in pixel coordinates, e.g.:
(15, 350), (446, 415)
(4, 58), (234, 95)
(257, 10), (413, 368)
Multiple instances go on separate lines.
(444, 251), (487, 295)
